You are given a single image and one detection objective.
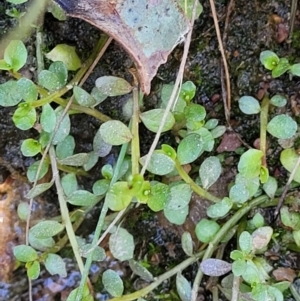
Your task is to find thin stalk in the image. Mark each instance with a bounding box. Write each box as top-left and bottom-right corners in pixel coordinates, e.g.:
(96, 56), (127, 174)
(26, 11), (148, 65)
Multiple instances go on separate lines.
(131, 87), (141, 175)
(75, 142), (129, 301)
(49, 147), (86, 277)
(175, 159), (221, 203)
(260, 96), (269, 167)
(191, 194), (268, 301)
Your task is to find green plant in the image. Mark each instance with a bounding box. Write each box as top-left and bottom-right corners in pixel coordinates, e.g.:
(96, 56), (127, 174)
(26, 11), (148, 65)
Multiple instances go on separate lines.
(1, 13), (300, 301)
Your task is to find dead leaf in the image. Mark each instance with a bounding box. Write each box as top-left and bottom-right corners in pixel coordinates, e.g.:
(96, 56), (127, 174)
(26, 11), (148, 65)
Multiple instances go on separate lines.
(55, 0), (190, 94)
(273, 267), (296, 282)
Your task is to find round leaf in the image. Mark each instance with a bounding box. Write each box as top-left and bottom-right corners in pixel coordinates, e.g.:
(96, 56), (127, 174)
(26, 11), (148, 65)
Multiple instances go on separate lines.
(106, 181), (132, 211)
(147, 182), (170, 212)
(232, 259), (247, 276)
(280, 148), (300, 183)
(21, 139), (41, 157)
(45, 253), (67, 277)
(290, 63), (300, 76)
(177, 134), (203, 164)
(27, 260), (40, 280)
(29, 234), (55, 252)
(238, 149), (263, 178)
(52, 107), (71, 144)
(229, 183), (250, 204)
(67, 190), (99, 206)
(0, 80), (22, 106)
(259, 51), (279, 70)
(56, 135), (75, 159)
(38, 70), (63, 91)
(140, 109), (175, 133)
(238, 96), (261, 115)
(13, 245), (38, 262)
(17, 202), (29, 221)
(239, 231), (253, 253)
(100, 120), (132, 145)
(251, 226), (273, 251)
(262, 176), (277, 199)
(200, 259), (232, 276)
(181, 232), (193, 256)
(164, 205), (189, 225)
(40, 103), (56, 133)
(49, 61), (68, 87)
(95, 76), (132, 96)
(272, 58), (290, 78)
(109, 228), (134, 261)
(207, 197), (233, 218)
(267, 114), (297, 139)
(129, 259), (154, 281)
(17, 78), (38, 102)
(102, 269), (124, 297)
(46, 44), (81, 71)
(165, 183), (192, 210)
(176, 272), (192, 301)
(26, 160), (49, 182)
(4, 40), (27, 72)
(195, 219), (220, 243)
(184, 103), (206, 130)
(73, 86), (96, 107)
(61, 173), (78, 197)
(140, 151), (175, 175)
(30, 221), (64, 239)
(13, 103), (36, 130)
(199, 156), (222, 189)
(270, 95), (287, 107)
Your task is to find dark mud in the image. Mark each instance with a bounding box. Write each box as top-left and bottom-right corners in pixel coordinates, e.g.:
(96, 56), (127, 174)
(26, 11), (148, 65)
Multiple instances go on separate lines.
(0, 0), (300, 300)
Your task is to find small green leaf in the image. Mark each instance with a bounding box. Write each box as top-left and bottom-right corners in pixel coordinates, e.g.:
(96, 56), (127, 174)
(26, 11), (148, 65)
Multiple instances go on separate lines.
(95, 76), (132, 96)
(280, 206), (300, 230)
(176, 272), (192, 301)
(30, 221), (64, 239)
(21, 139), (41, 157)
(184, 103), (206, 130)
(93, 128), (112, 157)
(13, 245), (38, 262)
(210, 125), (226, 139)
(79, 244), (106, 261)
(17, 202), (29, 221)
(205, 119), (218, 130)
(280, 148), (300, 183)
(58, 153), (89, 166)
(232, 259), (247, 276)
(38, 70), (63, 91)
(27, 260), (40, 280)
(17, 78), (38, 102)
(235, 174), (260, 198)
(46, 44), (81, 71)
(161, 83), (186, 113)
(239, 231), (253, 253)
(272, 58), (290, 78)
(102, 269), (124, 297)
(40, 103), (56, 133)
(165, 183), (192, 210)
(0, 60), (11, 70)
(177, 134), (203, 164)
(293, 229), (300, 246)
(91, 87), (107, 105)
(100, 120), (132, 145)
(207, 197), (233, 218)
(52, 107), (71, 144)
(92, 179), (110, 196)
(243, 261), (261, 284)
(140, 109), (175, 133)
(260, 51), (279, 70)
(252, 226), (273, 251)
(195, 127), (215, 151)
(164, 205), (189, 225)
(84, 151), (99, 171)
(56, 135), (75, 159)
(67, 190), (99, 206)
(29, 233), (55, 252)
(238, 96), (261, 114)
(199, 156), (222, 189)
(73, 86), (96, 107)
(238, 149), (263, 178)
(161, 144), (177, 160)
(26, 160), (49, 182)
(147, 182), (170, 212)
(267, 114), (297, 139)
(101, 164), (114, 179)
(200, 259), (232, 276)
(129, 259), (154, 281)
(109, 228), (134, 261)
(4, 40), (27, 72)
(61, 173), (78, 197)
(106, 182), (132, 211)
(290, 63), (300, 76)
(181, 232), (193, 256)
(26, 181), (54, 198)
(49, 61), (68, 87)
(45, 253), (67, 277)
(195, 219), (220, 243)
(229, 183), (250, 204)
(47, 1), (67, 20)
(230, 250), (244, 260)
(180, 81), (197, 101)
(0, 81), (22, 106)
(263, 176), (277, 199)
(252, 213), (265, 228)
(13, 102), (36, 130)
(270, 95), (287, 107)
(140, 151), (175, 175)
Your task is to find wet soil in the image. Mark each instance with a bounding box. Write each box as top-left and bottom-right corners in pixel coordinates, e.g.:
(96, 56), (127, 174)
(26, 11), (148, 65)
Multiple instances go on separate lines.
(1, 0), (300, 300)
